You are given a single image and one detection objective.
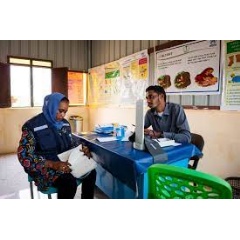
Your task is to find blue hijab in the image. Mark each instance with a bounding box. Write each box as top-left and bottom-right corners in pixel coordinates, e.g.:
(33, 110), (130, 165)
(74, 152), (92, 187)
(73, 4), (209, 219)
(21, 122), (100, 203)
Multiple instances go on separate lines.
(42, 92), (66, 129)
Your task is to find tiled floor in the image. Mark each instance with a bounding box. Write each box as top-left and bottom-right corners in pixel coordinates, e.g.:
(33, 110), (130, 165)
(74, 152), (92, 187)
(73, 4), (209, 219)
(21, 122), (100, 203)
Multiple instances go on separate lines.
(0, 153), (109, 199)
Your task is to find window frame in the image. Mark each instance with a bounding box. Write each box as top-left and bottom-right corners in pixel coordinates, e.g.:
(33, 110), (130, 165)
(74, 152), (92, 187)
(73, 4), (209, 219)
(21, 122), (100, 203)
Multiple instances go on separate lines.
(7, 56), (53, 107)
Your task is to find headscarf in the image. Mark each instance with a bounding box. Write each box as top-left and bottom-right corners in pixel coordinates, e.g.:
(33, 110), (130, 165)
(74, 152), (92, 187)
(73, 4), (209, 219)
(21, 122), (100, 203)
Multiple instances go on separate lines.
(42, 92), (66, 129)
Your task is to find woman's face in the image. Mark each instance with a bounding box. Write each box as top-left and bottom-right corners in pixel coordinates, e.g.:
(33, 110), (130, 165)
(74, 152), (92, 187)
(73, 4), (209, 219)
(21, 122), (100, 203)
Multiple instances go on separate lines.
(56, 100), (69, 121)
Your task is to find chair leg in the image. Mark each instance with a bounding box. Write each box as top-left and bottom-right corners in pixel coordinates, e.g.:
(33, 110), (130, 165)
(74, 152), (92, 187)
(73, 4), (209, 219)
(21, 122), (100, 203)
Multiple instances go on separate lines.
(48, 194), (52, 199)
(30, 181), (34, 199)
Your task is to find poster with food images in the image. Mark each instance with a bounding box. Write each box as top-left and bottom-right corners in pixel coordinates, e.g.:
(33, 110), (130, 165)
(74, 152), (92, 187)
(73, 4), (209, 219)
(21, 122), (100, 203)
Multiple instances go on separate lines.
(221, 40), (240, 111)
(155, 40), (221, 94)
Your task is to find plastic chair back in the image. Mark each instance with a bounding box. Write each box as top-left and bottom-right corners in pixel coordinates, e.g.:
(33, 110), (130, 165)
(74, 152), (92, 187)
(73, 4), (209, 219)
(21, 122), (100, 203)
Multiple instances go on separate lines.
(225, 177), (240, 199)
(188, 133), (204, 170)
(148, 164), (233, 199)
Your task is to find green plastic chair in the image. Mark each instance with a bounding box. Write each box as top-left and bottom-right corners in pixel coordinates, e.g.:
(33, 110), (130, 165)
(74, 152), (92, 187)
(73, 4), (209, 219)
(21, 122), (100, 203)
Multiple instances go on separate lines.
(148, 164), (233, 199)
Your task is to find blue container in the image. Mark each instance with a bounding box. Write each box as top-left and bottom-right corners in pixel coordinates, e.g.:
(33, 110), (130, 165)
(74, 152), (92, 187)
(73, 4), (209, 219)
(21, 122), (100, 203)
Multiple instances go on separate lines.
(116, 126), (125, 140)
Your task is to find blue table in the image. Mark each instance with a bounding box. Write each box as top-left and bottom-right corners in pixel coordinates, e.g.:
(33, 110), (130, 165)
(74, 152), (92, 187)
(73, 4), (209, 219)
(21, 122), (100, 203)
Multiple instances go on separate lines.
(72, 133), (202, 199)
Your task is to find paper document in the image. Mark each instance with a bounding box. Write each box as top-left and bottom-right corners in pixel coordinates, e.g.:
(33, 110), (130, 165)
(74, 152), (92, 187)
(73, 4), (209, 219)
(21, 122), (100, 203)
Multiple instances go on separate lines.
(96, 136), (117, 142)
(57, 145), (97, 178)
(153, 138), (178, 147)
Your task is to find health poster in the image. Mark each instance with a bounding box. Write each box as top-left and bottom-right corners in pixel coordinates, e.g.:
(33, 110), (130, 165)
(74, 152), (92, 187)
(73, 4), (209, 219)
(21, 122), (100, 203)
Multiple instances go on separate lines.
(155, 40), (221, 95)
(68, 71), (86, 105)
(88, 65), (105, 105)
(119, 50), (149, 104)
(88, 62), (121, 105)
(103, 61), (121, 104)
(221, 40), (240, 111)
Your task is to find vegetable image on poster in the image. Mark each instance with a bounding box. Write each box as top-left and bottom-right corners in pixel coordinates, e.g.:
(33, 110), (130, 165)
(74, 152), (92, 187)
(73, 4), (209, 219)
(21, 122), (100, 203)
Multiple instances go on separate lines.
(157, 75), (171, 89)
(174, 71), (191, 89)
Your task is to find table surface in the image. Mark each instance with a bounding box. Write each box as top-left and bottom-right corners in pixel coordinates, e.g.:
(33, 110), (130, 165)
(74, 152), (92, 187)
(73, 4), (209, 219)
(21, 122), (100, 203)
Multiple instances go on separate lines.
(72, 133), (202, 191)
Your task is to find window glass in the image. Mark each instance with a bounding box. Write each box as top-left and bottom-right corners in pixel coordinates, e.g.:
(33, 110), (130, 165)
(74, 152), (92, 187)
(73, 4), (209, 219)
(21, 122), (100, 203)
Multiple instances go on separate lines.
(32, 60), (52, 67)
(9, 58), (30, 65)
(33, 67), (52, 106)
(10, 65), (31, 107)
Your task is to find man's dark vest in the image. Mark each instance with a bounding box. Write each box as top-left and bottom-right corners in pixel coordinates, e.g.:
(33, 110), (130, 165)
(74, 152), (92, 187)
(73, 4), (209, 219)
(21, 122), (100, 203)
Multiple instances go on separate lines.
(23, 113), (72, 161)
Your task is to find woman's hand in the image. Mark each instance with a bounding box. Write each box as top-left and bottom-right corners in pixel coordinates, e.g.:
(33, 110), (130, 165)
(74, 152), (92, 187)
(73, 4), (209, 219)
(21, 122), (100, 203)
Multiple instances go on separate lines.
(45, 160), (72, 173)
(81, 146), (92, 159)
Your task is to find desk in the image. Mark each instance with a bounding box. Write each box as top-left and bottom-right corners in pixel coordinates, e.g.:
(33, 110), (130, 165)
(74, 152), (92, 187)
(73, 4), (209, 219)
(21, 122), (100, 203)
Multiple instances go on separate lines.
(72, 133), (202, 199)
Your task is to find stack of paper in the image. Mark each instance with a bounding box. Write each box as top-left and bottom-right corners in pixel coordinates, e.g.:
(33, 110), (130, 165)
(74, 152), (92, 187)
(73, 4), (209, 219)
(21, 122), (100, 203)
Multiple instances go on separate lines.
(153, 138), (178, 147)
(96, 136), (117, 142)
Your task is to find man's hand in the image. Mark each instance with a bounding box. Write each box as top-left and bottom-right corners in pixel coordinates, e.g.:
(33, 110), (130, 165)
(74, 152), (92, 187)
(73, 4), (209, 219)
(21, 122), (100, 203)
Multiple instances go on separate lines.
(144, 129), (162, 139)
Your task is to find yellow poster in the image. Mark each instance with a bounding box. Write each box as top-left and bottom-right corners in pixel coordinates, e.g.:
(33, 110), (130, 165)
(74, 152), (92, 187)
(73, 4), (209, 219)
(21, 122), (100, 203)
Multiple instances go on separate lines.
(68, 71), (86, 105)
(130, 60), (139, 80)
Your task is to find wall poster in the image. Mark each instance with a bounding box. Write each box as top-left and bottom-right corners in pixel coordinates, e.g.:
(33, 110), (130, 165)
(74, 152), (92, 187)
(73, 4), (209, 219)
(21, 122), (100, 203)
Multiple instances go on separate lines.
(68, 71), (87, 105)
(155, 40), (221, 95)
(119, 50), (149, 105)
(88, 50), (149, 106)
(88, 62), (121, 106)
(221, 40), (240, 111)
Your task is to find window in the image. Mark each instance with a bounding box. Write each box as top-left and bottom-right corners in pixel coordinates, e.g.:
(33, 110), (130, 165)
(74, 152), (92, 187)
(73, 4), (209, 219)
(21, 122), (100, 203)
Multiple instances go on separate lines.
(8, 56), (52, 107)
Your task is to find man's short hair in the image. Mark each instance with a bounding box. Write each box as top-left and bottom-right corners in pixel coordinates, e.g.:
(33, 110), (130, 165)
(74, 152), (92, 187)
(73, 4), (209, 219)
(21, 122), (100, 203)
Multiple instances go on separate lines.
(146, 85), (166, 102)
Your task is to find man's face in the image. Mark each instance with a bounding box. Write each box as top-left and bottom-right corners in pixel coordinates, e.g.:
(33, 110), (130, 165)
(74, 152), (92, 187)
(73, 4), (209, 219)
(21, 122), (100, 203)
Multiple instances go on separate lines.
(146, 90), (163, 109)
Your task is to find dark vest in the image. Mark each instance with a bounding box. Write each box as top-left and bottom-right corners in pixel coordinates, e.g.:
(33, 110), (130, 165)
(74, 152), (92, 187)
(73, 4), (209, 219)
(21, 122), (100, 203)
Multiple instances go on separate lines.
(23, 113), (72, 161)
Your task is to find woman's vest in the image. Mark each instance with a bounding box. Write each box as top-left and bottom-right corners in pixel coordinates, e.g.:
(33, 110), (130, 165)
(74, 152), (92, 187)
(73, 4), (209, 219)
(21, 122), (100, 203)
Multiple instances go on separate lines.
(23, 113), (73, 161)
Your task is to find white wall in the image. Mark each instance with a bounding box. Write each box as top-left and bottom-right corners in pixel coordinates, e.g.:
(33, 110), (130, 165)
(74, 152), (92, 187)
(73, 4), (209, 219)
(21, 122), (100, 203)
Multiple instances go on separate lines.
(187, 109), (240, 178)
(0, 107), (88, 154)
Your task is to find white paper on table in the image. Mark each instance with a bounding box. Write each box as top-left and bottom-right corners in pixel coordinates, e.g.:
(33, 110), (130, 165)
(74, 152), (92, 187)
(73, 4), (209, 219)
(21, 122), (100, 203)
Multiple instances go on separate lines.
(153, 138), (180, 147)
(96, 136), (117, 142)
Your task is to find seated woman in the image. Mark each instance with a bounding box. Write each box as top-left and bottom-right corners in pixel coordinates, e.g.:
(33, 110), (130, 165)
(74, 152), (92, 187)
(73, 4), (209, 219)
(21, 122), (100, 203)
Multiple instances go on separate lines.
(17, 92), (96, 199)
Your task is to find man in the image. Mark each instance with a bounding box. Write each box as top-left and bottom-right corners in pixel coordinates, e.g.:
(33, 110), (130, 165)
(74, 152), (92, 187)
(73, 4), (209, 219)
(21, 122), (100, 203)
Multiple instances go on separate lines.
(144, 85), (191, 143)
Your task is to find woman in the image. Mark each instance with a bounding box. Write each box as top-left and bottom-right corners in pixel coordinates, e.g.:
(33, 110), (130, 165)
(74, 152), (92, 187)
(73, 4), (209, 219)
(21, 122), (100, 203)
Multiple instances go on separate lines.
(17, 92), (96, 199)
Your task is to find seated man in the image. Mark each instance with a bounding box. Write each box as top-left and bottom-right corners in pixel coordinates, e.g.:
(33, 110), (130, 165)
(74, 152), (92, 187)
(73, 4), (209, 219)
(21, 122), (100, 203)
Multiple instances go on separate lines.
(144, 85), (191, 144)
